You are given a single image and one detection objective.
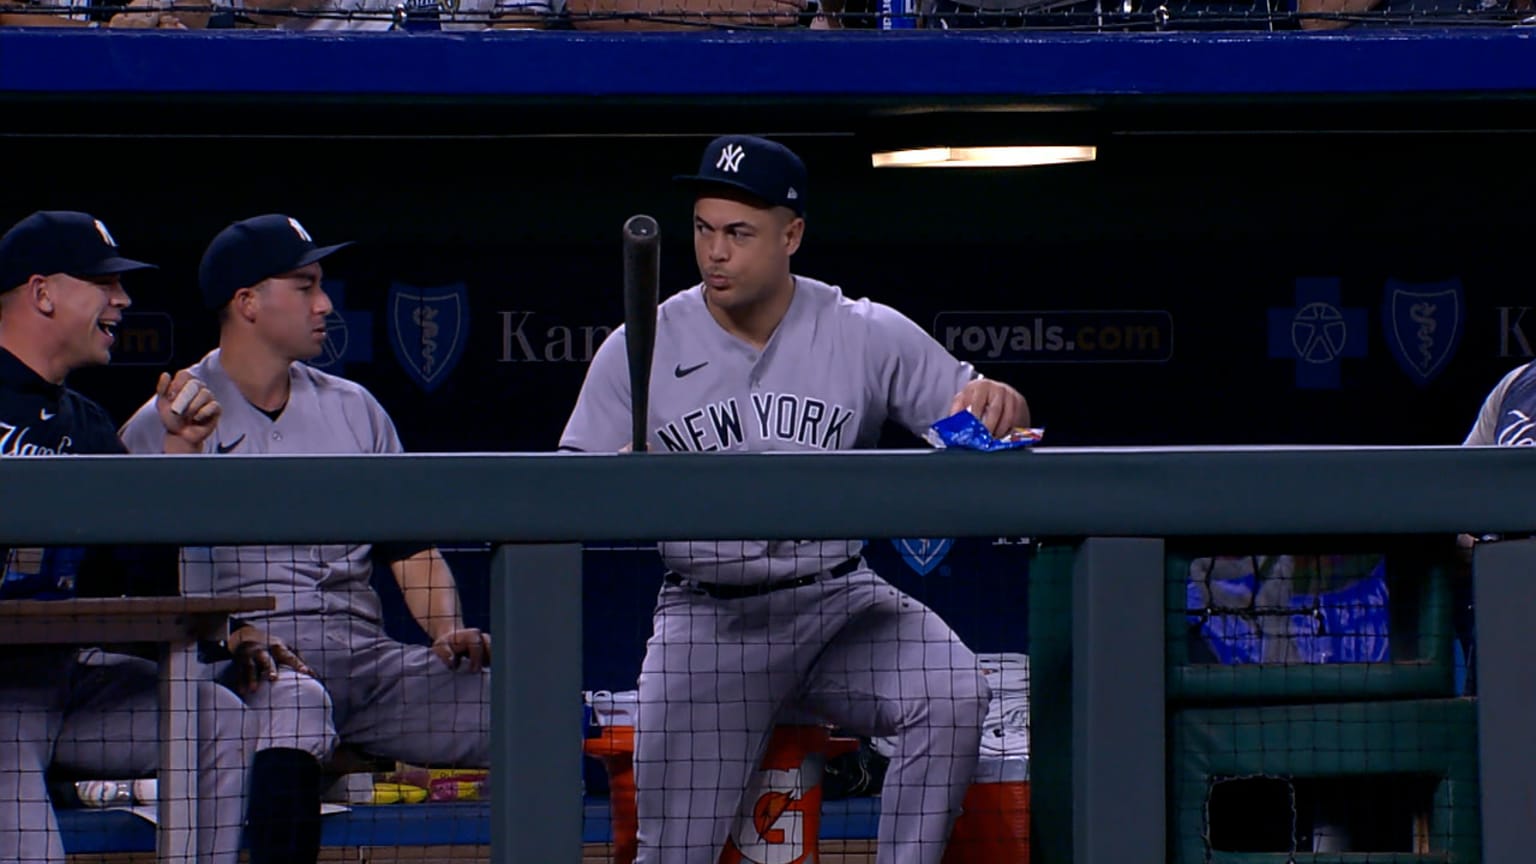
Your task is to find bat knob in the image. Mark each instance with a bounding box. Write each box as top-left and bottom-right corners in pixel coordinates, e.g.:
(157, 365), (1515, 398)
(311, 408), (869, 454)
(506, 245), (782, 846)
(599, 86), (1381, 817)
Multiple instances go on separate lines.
(624, 214), (659, 240)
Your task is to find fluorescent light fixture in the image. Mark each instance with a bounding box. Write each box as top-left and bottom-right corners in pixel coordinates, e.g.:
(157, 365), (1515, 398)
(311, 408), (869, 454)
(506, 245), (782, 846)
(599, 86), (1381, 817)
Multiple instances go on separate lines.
(871, 145), (1097, 168)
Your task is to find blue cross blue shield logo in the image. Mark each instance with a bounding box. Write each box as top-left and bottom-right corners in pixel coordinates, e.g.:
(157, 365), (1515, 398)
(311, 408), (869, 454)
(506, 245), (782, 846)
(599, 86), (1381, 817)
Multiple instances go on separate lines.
(1267, 278), (1368, 390)
(892, 538), (954, 576)
(1382, 278), (1463, 387)
(388, 283), (469, 393)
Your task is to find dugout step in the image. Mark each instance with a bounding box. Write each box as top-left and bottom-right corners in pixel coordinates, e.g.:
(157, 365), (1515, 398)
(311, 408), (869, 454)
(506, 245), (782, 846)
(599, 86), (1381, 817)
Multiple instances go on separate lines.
(1171, 698), (1480, 864)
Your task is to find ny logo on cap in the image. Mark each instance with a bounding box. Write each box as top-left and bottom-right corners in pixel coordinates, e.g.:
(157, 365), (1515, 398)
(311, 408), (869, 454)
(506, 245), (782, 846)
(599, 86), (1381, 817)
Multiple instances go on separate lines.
(716, 143), (746, 174)
(287, 217), (313, 242)
(92, 219), (117, 248)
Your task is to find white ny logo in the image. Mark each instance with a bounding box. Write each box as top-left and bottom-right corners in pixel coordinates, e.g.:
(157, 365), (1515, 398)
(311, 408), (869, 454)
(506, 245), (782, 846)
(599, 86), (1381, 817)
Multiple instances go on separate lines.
(287, 217), (313, 242)
(92, 219), (117, 247)
(716, 144), (746, 173)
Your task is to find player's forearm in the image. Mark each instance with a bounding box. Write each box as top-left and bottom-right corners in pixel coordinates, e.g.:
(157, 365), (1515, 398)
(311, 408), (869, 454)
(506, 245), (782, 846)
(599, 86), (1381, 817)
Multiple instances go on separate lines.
(392, 548), (464, 639)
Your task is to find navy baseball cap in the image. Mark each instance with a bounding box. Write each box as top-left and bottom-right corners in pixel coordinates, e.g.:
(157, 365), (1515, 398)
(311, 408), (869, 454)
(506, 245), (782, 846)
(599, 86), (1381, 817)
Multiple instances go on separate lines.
(0, 211), (156, 292)
(199, 214), (351, 310)
(675, 135), (808, 217)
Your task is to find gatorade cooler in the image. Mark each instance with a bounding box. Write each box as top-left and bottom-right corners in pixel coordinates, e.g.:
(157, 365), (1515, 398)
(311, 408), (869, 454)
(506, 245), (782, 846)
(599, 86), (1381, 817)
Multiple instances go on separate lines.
(942, 755), (1030, 864)
(583, 692), (857, 864)
(718, 725), (859, 864)
(584, 692), (641, 864)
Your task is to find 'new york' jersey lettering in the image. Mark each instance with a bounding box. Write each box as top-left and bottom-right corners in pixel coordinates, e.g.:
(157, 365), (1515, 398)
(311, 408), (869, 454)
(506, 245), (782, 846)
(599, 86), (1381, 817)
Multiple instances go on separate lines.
(560, 276), (976, 584)
(655, 394), (853, 452)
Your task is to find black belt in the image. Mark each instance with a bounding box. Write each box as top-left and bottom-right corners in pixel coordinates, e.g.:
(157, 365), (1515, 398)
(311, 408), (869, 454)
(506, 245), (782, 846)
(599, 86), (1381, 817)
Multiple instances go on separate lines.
(663, 557), (861, 600)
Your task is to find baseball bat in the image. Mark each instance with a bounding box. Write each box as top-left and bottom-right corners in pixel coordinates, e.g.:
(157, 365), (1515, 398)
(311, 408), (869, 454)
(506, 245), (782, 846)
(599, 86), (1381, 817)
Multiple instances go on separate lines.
(622, 214), (660, 454)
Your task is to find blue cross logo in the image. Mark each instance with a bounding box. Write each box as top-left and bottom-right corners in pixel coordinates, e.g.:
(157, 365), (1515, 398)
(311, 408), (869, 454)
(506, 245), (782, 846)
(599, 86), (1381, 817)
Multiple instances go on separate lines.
(1267, 278), (1367, 390)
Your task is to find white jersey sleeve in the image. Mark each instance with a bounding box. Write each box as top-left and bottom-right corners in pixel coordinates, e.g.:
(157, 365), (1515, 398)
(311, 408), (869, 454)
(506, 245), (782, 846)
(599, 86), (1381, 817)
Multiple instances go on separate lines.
(119, 397), (173, 455)
(359, 388), (405, 454)
(1465, 363), (1529, 446)
(558, 324), (631, 453)
(864, 301), (977, 439)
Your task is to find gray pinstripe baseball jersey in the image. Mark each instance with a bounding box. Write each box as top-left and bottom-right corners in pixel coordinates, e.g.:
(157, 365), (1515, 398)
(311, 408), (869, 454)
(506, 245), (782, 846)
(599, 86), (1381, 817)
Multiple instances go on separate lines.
(559, 274), (988, 864)
(121, 349), (490, 768)
(560, 275), (975, 585)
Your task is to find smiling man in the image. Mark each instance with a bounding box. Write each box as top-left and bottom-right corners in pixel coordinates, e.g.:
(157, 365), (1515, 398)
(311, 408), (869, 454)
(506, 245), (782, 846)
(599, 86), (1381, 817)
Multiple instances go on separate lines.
(0, 210), (258, 864)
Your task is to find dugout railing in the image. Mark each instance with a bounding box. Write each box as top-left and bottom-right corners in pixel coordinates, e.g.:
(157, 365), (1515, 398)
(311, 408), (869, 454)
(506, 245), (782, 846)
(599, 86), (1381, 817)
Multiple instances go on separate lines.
(1, 446), (1533, 864)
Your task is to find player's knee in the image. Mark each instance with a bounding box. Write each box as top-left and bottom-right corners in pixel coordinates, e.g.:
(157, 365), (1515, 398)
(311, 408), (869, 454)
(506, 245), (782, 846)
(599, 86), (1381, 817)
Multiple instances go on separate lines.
(916, 666), (990, 730)
(201, 680), (260, 762)
(266, 672), (338, 759)
(954, 667), (991, 730)
(203, 678), (252, 724)
(893, 667), (989, 733)
(291, 681), (339, 759)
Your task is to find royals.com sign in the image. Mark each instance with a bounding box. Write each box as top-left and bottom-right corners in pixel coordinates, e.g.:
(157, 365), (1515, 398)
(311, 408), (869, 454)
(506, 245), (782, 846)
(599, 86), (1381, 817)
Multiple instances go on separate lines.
(934, 310), (1173, 364)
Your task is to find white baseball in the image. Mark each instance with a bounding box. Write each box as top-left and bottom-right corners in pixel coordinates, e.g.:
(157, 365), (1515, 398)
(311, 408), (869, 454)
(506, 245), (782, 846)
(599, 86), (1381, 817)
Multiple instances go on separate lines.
(170, 379), (201, 416)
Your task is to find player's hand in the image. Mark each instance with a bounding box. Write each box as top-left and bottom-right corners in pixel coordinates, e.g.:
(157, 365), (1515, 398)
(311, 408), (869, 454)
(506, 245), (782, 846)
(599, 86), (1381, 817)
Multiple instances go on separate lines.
(431, 628), (491, 672)
(228, 626), (313, 696)
(948, 379), (1030, 437)
(155, 370), (220, 451)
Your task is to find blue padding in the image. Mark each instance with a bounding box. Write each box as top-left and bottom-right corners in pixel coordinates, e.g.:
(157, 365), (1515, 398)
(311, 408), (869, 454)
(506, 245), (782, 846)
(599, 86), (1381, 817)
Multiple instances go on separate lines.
(317, 802), (493, 846)
(60, 796), (883, 851)
(0, 29), (1534, 99)
(59, 802), (491, 852)
(818, 796), (884, 840)
(57, 807), (155, 854)
(583, 799), (613, 844)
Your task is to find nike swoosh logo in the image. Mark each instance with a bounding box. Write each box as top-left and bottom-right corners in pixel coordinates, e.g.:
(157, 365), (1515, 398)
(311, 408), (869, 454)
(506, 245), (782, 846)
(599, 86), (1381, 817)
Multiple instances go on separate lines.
(674, 362), (709, 378)
(215, 434), (246, 455)
(39, 409), (55, 421)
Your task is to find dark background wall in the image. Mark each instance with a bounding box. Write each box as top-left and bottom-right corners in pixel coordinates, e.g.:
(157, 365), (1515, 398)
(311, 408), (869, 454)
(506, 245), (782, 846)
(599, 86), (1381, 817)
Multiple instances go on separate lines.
(9, 119), (1529, 692)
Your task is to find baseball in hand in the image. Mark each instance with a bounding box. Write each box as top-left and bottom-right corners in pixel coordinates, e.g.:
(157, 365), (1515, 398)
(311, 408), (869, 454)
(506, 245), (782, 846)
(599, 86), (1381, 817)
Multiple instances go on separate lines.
(169, 379), (201, 417)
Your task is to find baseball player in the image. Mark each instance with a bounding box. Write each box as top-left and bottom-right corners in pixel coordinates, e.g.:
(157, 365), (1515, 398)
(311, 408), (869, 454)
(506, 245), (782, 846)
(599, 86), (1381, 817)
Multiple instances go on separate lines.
(119, 214), (492, 781)
(1462, 360), (1536, 448)
(1449, 359), (1536, 690)
(0, 210), (256, 864)
(559, 135), (1030, 864)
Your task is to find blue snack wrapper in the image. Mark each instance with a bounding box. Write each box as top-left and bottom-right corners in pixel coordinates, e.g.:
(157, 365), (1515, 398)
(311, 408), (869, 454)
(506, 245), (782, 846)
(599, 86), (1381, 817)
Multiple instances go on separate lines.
(924, 410), (1044, 452)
